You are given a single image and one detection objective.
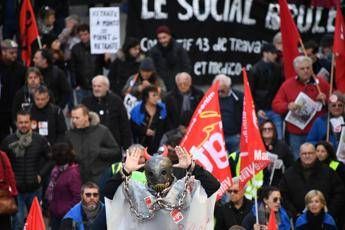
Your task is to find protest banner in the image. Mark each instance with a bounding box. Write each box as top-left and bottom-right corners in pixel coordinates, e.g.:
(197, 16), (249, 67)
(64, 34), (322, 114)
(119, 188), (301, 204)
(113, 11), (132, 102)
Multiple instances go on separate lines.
(90, 7), (120, 54)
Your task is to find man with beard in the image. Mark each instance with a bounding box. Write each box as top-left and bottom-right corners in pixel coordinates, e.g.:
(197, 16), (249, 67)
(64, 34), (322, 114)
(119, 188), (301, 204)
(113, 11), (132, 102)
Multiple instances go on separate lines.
(60, 182), (106, 230)
(148, 25), (191, 91)
(0, 39), (26, 140)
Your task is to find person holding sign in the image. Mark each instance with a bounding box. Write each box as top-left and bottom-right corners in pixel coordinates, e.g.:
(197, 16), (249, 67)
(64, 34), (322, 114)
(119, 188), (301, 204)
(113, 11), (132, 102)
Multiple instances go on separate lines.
(272, 56), (330, 159)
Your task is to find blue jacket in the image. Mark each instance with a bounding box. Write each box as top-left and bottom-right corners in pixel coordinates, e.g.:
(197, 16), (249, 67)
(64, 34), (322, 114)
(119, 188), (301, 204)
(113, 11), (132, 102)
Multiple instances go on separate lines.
(295, 211), (337, 230)
(62, 202), (106, 230)
(306, 115), (337, 148)
(241, 204), (291, 230)
(130, 101), (167, 125)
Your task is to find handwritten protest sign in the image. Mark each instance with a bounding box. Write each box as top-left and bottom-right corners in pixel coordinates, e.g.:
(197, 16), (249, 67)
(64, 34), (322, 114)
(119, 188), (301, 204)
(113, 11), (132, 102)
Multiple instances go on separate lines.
(90, 7), (120, 54)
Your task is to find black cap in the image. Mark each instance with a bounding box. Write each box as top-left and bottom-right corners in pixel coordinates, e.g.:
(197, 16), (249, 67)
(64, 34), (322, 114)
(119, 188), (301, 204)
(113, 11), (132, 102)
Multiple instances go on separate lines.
(139, 57), (155, 71)
(261, 43), (278, 53)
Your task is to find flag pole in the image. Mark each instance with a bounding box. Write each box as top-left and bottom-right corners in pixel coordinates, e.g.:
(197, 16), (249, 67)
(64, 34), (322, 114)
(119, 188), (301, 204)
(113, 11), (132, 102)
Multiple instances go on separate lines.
(37, 36), (43, 49)
(326, 54), (336, 142)
(253, 161), (259, 224)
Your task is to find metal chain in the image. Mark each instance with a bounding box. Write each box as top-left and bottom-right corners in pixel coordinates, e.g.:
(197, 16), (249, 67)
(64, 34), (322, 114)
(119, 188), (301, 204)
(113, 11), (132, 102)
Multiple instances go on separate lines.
(122, 171), (193, 222)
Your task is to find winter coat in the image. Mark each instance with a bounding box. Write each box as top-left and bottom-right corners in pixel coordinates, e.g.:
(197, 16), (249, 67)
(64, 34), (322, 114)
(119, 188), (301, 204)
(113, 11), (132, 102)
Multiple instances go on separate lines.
(1, 132), (53, 193)
(249, 60), (283, 111)
(66, 113), (121, 183)
(295, 211), (337, 230)
(130, 101), (167, 153)
(163, 86), (204, 129)
(71, 42), (107, 89)
(272, 76), (330, 135)
(48, 164), (82, 219)
(0, 150), (18, 196)
(279, 160), (345, 219)
(148, 39), (192, 91)
(30, 103), (67, 144)
(107, 50), (144, 96)
(39, 65), (71, 108)
(82, 92), (132, 150)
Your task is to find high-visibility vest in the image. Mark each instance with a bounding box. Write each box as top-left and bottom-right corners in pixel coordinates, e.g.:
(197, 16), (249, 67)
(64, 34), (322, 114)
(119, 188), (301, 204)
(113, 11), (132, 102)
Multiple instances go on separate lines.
(228, 152), (264, 200)
(329, 160), (340, 171)
(111, 162), (147, 184)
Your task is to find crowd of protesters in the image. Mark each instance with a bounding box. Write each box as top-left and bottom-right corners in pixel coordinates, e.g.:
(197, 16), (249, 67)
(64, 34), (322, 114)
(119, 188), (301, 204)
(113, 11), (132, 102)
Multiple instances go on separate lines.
(0, 2), (345, 230)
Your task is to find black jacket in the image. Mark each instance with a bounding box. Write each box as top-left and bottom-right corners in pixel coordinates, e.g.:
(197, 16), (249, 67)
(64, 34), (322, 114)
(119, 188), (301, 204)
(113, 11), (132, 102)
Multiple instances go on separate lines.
(163, 86), (204, 129)
(279, 160), (345, 219)
(1, 132), (52, 193)
(148, 39), (192, 91)
(40, 65), (71, 108)
(249, 60), (283, 111)
(30, 103), (67, 144)
(104, 164), (220, 200)
(214, 198), (253, 230)
(71, 42), (107, 89)
(107, 50), (143, 96)
(82, 92), (132, 150)
(66, 115), (121, 183)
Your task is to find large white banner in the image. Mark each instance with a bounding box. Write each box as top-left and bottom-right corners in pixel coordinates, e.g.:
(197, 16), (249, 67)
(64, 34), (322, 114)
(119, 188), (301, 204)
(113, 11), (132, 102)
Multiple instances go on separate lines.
(90, 7), (120, 54)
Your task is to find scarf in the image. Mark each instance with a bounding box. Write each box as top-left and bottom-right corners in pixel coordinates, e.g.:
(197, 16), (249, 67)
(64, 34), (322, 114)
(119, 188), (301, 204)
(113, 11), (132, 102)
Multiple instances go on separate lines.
(306, 210), (325, 230)
(82, 202), (101, 224)
(258, 202), (281, 226)
(8, 130), (32, 157)
(45, 164), (69, 202)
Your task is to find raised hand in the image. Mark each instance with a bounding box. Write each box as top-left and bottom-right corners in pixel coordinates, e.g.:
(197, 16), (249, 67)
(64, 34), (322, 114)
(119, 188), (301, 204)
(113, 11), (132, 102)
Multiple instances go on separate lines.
(123, 147), (145, 174)
(173, 146), (192, 169)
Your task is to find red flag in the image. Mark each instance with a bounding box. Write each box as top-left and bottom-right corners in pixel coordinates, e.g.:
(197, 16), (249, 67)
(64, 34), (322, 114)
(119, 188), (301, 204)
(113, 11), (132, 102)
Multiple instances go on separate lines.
(333, 4), (345, 93)
(238, 68), (270, 189)
(279, 0), (301, 79)
(24, 197), (45, 230)
(267, 209), (278, 230)
(19, 0), (39, 66)
(311, 0), (338, 8)
(181, 81), (232, 199)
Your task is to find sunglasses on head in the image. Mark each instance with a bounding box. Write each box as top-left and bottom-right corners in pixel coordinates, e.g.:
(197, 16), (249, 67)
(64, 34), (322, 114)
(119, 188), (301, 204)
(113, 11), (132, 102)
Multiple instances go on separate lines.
(84, 192), (99, 198)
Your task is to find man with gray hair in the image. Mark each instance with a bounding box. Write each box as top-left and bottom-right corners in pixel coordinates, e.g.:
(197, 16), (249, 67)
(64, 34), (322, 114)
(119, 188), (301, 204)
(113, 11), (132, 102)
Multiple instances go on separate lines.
(279, 142), (345, 224)
(164, 72), (203, 129)
(82, 75), (132, 150)
(272, 55), (330, 159)
(213, 74), (243, 153)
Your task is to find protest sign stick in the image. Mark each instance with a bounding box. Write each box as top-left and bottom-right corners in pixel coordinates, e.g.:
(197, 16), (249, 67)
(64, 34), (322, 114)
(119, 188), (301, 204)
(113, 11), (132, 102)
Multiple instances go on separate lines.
(269, 163), (276, 186)
(252, 162), (259, 224)
(326, 54), (336, 142)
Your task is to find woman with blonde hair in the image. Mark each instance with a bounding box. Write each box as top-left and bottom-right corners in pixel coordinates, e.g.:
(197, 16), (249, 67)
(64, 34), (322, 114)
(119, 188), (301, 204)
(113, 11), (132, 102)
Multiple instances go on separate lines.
(295, 190), (337, 230)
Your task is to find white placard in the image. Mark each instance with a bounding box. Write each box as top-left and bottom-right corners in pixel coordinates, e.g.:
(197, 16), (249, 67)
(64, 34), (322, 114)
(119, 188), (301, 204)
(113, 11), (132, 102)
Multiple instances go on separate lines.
(90, 7), (120, 54)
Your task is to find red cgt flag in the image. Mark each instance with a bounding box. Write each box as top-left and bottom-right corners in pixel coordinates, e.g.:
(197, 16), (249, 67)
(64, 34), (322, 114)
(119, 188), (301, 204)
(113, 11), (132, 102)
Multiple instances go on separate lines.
(24, 197), (45, 230)
(333, 4), (345, 93)
(19, 0), (39, 66)
(267, 208), (278, 230)
(279, 0), (301, 79)
(238, 68), (270, 189)
(181, 81), (232, 199)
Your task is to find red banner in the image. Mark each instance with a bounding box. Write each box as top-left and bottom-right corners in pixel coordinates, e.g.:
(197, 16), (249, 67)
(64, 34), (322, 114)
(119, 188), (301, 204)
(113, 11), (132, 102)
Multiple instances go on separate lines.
(181, 81), (232, 198)
(19, 0), (39, 66)
(239, 69), (270, 189)
(333, 4), (345, 93)
(24, 197), (45, 230)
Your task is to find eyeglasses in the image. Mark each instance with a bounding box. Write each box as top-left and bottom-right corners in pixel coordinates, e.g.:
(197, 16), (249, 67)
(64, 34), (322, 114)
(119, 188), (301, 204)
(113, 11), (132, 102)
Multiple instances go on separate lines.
(84, 193), (99, 198)
(330, 103), (344, 108)
(273, 197), (281, 203)
(228, 190), (239, 194)
(262, 127), (274, 132)
(301, 152), (315, 156)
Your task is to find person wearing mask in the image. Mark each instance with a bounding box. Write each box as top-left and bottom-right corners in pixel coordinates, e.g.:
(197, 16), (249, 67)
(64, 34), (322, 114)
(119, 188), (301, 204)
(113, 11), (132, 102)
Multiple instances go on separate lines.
(82, 75), (132, 150)
(215, 182), (253, 230)
(241, 186), (291, 230)
(60, 182), (106, 230)
(295, 190), (337, 230)
(130, 86), (168, 153)
(108, 37), (144, 96)
(46, 142), (81, 230)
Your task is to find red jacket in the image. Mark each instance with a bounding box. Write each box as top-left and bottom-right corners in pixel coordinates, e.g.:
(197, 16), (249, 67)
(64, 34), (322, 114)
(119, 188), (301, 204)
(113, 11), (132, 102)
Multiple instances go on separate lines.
(0, 151), (18, 196)
(272, 76), (330, 135)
